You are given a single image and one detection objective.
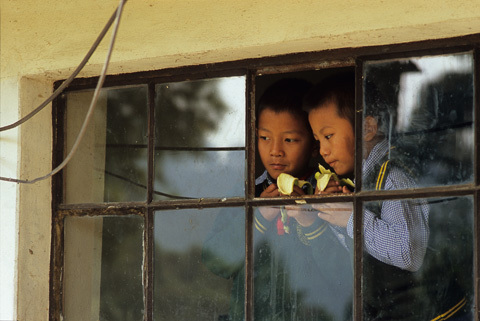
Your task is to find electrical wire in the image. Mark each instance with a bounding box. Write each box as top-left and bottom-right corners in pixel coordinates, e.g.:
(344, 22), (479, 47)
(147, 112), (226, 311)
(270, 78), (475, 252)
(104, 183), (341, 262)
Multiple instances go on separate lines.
(0, 0), (127, 184)
(0, 1), (126, 133)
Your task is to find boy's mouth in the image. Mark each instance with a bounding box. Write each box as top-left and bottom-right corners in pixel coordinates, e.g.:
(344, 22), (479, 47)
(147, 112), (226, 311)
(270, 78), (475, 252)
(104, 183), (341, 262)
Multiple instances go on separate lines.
(328, 161), (337, 169)
(270, 163), (287, 170)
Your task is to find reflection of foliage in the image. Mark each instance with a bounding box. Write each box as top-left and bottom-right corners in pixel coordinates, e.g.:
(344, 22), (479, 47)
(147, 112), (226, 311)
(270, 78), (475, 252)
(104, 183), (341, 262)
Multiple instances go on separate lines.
(102, 79), (230, 200)
(104, 87), (148, 202)
(154, 80), (229, 194)
(418, 197), (474, 318)
(406, 72), (474, 185)
(154, 245), (232, 321)
(99, 81), (232, 319)
(365, 59), (474, 186)
(155, 80), (229, 148)
(99, 217), (144, 321)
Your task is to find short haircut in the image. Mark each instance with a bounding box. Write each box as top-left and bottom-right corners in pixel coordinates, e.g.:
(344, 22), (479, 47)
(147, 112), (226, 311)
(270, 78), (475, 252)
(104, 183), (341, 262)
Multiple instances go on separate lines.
(257, 78), (313, 127)
(303, 72), (355, 127)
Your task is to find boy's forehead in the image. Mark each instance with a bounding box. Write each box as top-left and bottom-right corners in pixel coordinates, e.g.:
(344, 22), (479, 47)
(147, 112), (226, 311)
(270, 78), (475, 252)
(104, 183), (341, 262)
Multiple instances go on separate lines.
(258, 109), (310, 131)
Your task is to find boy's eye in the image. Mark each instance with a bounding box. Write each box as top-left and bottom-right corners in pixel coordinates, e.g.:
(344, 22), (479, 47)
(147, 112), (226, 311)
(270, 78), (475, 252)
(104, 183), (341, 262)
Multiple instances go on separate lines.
(285, 138), (298, 143)
(259, 136), (269, 141)
(325, 134), (333, 140)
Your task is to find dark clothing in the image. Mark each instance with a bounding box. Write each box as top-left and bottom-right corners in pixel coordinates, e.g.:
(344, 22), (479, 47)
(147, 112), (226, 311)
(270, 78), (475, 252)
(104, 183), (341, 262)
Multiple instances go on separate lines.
(202, 171), (353, 321)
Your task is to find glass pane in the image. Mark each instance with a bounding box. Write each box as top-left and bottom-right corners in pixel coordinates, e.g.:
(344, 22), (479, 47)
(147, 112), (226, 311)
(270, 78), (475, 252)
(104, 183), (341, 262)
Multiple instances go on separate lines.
(63, 215), (144, 321)
(362, 196), (474, 320)
(154, 77), (246, 200)
(252, 204), (353, 321)
(155, 77), (245, 148)
(363, 52), (474, 189)
(153, 150), (244, 200)
(64, 86), (148, 203)
(154, 208), (245, 321)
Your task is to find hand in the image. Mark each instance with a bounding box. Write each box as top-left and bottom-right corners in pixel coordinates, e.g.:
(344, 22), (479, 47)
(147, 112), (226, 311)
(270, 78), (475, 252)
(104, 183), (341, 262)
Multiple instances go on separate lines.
(312, 202), (353, 227)
(258, 184), (281, 221)
(284, 205), (316, 227)
(280, 185), (306, 197)
(315, 179), (344, 194)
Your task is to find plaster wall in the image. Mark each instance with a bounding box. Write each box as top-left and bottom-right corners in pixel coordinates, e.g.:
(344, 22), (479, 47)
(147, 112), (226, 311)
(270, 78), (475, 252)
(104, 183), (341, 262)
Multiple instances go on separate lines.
(2, 0), (480, 319)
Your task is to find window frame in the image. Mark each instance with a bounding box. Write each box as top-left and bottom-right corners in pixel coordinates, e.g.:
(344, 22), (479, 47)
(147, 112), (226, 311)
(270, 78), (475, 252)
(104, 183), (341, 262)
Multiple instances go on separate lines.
(50, 34), (480, 321)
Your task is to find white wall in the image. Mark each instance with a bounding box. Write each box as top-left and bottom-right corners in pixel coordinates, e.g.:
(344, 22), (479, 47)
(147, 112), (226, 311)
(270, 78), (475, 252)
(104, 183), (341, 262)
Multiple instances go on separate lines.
(0, 77), (20, 320)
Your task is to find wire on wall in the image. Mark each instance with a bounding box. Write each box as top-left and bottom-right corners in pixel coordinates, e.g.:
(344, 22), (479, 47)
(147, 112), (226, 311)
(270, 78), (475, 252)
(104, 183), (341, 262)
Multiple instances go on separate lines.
(0, 1), (126, 133)
(0, 0), (127, 184)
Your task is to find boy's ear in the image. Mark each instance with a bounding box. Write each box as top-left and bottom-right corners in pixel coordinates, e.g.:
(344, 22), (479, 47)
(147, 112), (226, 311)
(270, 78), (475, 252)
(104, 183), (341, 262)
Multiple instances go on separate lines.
(363, 116), (378, 142)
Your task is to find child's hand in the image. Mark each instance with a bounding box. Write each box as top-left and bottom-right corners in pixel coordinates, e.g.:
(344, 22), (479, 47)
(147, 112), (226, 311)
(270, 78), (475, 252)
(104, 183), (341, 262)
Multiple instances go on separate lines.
(313, 202), (353, 227)
(282, 185), (306, 197)
(284, 205), (316, 227)
(315, 179), (344, 194)
(258, 184), (281, 221)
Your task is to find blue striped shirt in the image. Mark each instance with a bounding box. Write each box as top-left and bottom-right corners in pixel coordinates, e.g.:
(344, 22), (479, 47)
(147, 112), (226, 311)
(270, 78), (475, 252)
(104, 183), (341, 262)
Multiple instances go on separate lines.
(344, 140), (430, 272)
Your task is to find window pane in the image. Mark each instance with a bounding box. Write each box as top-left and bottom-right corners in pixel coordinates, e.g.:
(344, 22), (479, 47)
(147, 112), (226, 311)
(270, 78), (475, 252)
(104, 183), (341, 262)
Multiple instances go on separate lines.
(252, 204), (353, 321)
(155, 77), (245, 148)
(63, 216), (144, 321)
(362, 196), (474, 320)
(154, 77), (246, 200)
(153, 150), (245, 200)
(64, 86), (148, 204)
(155, 208), (244, 320)
(363, 52), (474, 189)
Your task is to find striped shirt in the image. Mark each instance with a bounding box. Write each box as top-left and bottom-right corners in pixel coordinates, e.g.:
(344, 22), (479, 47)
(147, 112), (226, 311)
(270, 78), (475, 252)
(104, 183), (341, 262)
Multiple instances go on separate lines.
(344, 139), (430, 272)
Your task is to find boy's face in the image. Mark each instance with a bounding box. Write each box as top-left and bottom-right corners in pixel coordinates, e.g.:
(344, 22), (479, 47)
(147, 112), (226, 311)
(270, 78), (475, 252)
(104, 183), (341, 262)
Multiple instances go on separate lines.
(308, 101), (355, 176)
(257, 109), (313, 180)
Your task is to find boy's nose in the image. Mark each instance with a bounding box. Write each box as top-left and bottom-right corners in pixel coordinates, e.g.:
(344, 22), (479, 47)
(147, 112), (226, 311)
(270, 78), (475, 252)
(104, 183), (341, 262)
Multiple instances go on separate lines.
(320, 145), (330, 158)
(270, 142), (284, 157)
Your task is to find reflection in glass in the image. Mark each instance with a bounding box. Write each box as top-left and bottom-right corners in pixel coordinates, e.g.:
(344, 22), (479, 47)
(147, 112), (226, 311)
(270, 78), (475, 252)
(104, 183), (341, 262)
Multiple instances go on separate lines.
(153, 150), (245, 200)
(249, 204), (353, 321)
(154, 77), (246, 200)
(104, 86), (148, 202)
(362, 196), (474, 320)
(155, 77), (245, 148)
(63, 216), (144, 321)
(363, 52), (474, 188)
(65, 86), (148, 203)
(155, 208), (244, 321)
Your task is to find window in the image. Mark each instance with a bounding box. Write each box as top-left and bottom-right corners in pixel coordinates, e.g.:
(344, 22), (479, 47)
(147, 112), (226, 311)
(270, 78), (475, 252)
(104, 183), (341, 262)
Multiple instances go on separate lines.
(51, 39), (479, 321)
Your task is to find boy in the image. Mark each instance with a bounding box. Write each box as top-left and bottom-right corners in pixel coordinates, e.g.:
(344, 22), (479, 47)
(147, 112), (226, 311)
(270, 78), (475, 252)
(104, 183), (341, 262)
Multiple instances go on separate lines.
(303, 72), (432, 320)
(202, 78), (353, 321)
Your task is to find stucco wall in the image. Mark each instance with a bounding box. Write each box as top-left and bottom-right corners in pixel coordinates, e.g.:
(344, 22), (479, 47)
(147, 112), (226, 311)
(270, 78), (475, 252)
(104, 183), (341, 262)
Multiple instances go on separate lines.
(2, 0), (480, 79)
(2, 0), (480, 320)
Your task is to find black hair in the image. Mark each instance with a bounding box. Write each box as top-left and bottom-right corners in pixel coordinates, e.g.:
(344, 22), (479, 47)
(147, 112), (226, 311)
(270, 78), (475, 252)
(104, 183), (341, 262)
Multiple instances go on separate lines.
(257, 78), (313, 127)
(303, 72), (355, 127)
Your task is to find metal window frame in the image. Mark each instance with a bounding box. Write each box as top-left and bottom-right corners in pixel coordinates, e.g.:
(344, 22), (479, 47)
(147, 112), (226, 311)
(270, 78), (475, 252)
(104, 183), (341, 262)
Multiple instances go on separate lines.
(50, 33), (480, 321)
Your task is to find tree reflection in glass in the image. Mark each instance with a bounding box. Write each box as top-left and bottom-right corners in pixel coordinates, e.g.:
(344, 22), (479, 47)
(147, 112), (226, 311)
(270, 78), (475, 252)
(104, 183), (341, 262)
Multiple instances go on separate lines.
(363, 52), (474, 188)
(154, 77), (246, 200)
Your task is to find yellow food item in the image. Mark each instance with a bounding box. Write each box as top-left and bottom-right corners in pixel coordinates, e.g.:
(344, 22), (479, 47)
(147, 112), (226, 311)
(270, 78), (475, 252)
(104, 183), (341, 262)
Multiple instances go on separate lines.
(277, 173), (313, 195)
(315, 164), (355, 191)
(276, 172), (314, 234)
(316, 173), (332, 191)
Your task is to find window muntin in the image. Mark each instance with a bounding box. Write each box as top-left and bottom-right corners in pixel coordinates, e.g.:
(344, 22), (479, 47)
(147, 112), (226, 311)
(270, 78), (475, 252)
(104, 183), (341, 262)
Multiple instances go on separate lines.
(154, 77), (246, 200)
